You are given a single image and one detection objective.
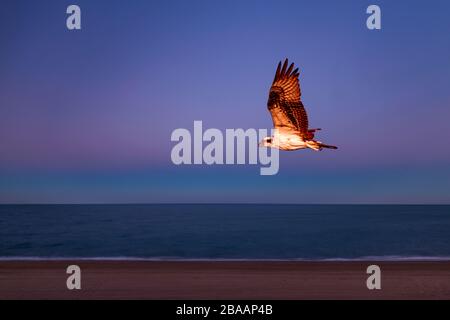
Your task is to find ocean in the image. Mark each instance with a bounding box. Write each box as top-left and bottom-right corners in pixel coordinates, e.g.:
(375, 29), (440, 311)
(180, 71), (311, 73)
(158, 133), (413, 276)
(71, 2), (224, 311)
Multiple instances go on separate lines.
(1, 204), (449, 260)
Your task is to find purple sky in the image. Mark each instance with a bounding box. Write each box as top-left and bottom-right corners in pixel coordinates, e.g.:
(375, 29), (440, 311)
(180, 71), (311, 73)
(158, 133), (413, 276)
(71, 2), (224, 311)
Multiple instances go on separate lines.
(1, 0), (450, 203)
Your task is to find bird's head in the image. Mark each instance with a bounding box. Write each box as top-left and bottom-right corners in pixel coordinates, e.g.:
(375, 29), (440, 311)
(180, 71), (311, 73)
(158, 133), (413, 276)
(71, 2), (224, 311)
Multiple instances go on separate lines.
(260, 136), (273, 148)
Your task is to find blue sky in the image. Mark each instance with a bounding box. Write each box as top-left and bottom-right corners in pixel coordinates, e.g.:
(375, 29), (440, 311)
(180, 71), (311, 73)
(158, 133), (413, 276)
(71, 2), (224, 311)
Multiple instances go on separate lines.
(1, 0), (450, 203)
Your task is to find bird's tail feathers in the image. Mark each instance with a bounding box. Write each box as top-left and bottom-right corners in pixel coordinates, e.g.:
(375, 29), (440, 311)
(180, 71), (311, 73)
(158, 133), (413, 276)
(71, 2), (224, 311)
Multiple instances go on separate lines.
(306, 140), (338, 151)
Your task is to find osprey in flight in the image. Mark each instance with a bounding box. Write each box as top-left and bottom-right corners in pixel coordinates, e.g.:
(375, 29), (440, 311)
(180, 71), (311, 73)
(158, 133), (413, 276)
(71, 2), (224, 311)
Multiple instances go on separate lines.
(261, 59), (337, 151)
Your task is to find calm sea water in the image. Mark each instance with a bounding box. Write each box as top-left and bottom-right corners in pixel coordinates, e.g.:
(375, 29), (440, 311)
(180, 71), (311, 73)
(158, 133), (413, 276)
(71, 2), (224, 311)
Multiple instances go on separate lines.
(1, 205), (449, 260)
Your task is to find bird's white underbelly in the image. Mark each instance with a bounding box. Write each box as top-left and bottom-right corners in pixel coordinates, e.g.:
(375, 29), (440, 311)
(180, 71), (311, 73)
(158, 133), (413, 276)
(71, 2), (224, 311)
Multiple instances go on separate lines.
(274, 132), (307, 150)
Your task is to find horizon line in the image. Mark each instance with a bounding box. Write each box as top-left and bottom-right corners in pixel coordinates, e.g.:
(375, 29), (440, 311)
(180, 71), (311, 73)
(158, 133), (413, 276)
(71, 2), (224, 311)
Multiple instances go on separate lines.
(0, 203), (449, 206)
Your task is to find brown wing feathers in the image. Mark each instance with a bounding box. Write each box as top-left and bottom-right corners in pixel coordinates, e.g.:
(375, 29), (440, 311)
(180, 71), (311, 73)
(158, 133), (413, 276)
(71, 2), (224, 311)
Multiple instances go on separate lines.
(267, 59), (309, 136)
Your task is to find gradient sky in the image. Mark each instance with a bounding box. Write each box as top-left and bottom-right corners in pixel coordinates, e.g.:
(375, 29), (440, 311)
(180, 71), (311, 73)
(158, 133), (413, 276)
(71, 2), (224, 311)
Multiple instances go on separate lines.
(1, 0), (450, 204)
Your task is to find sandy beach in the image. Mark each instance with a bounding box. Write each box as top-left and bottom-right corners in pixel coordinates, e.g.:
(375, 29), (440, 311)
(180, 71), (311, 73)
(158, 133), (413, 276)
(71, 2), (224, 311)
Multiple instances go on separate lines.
(1, 261), (449, 299)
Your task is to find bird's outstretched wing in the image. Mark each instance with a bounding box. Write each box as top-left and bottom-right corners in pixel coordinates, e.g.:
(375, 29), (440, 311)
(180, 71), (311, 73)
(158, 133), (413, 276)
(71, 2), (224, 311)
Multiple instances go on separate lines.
(267, 59), (309, 137)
